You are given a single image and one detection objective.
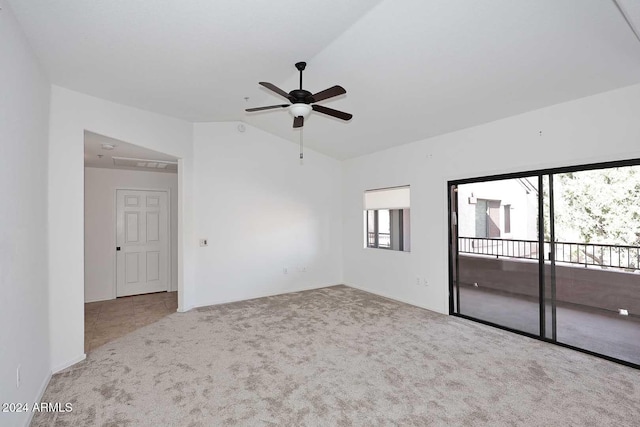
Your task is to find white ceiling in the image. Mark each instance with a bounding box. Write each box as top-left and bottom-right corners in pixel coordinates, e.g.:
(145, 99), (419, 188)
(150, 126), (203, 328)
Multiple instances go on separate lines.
(9, 0), (640, 159)
(85, 131), (178, 173)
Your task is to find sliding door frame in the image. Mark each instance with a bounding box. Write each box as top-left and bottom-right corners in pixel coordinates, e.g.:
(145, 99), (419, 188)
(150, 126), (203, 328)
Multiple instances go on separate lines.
(448, 157), (640, 370)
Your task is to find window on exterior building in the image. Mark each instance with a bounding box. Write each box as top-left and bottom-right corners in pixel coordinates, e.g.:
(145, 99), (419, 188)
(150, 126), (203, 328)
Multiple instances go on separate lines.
(364, 186), (410, 252)
(474, 198), (501, 238)
(504, 204), (511, 234)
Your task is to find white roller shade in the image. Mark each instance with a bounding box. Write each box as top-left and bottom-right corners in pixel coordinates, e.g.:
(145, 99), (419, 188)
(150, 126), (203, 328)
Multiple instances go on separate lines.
(364, 186), (410, 210)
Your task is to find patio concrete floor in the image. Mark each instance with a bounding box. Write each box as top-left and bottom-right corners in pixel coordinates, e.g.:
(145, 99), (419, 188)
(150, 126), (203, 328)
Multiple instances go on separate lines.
(458, 285), (640, 365)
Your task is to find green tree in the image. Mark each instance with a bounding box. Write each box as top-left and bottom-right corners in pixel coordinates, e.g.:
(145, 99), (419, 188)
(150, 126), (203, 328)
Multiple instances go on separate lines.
(555, 166), (640, 246)
(552, 166), (640, 268)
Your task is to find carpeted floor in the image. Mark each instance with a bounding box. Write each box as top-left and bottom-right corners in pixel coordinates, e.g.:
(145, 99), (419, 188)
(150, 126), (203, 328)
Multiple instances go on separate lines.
(33, 286), (640, 426)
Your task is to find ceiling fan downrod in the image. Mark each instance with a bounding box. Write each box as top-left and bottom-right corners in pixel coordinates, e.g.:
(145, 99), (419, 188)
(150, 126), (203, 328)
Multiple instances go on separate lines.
(295, 62), (306, 90)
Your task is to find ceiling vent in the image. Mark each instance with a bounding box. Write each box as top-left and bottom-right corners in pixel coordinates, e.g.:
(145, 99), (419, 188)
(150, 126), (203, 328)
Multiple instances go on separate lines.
(112, 156), (178, 172)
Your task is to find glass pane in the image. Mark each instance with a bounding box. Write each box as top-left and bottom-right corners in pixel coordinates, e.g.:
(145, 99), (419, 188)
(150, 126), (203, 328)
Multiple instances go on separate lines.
(456, 177), (540, 335)
(552, 166), (640, 365)
(367, 210), (375, 247)
(378, 209), (390, 248)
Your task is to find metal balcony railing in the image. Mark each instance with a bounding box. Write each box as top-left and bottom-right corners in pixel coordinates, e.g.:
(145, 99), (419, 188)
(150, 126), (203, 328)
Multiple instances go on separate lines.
(368, 232), (391, 248)
(458, 236), (640, 270)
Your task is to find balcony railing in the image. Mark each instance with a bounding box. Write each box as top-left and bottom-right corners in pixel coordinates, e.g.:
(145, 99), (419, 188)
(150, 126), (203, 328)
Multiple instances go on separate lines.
(368, 232), (391, 248)
(458, 236), (640, 270)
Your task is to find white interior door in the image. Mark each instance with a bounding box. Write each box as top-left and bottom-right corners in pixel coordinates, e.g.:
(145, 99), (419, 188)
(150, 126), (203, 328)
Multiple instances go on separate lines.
(116, 189), (169, 297)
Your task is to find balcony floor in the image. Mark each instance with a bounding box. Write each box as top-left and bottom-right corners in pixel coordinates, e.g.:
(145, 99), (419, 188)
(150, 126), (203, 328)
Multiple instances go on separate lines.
(458, 285), (640, 366)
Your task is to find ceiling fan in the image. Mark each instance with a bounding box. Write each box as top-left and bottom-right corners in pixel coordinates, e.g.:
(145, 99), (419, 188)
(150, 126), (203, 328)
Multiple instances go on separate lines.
(245, 62), (352, 128)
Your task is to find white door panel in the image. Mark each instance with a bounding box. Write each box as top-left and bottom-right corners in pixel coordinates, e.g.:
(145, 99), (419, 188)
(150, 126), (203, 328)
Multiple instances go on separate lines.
(116, 190), (168, 296)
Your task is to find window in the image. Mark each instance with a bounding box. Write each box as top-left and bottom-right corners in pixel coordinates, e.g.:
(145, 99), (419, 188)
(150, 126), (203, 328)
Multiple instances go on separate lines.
(474, 199), (501, 238)
(504, 204), (511, 233)
(364, 186), (410, 252)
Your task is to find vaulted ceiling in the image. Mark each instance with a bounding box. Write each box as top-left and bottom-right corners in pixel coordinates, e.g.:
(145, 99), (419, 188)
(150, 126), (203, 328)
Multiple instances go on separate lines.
(8, 0), (640, 159)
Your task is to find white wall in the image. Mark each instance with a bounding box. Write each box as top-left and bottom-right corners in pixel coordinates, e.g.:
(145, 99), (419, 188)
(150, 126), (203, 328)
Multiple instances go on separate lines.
(48, 87), (194, 372)
(84, 167), (178, 302)
(0, 3), (51, 426)
(192, 122), (343, 305)
(343, 83), (640, 315)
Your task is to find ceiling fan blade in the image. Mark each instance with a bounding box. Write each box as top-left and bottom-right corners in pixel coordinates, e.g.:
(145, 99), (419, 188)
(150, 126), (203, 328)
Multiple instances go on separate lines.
(293, 116), (304, 128)
(245, 104), (289, 112)
(259, 82), (292, 100)
(312, 104), (352, 121)
(309, 85), (346, 103)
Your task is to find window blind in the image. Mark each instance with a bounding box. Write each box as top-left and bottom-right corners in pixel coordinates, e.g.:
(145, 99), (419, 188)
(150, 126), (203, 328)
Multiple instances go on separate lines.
(364, 186), (410, 210)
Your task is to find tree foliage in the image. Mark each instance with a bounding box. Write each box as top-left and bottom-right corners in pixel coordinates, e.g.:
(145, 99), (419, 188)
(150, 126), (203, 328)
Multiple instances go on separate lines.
(554, 166), (640, 246)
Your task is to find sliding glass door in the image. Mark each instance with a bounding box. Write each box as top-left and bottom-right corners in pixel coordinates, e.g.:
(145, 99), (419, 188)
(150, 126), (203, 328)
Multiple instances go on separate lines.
(453, 177), (541, 335)
(449, 160), (640, 368)
(551, 167), (640, 363)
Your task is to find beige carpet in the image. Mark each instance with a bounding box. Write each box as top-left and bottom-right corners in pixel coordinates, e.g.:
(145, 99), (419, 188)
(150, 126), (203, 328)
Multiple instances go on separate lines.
(33, 286), (640, 426)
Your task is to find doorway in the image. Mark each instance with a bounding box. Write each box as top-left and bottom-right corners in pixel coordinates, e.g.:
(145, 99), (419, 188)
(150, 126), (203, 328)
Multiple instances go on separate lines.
(84, 131), (179, 351)
(449, 159), (640, 368)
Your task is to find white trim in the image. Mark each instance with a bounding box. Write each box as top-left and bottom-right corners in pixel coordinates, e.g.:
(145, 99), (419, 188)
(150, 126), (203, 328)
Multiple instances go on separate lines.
(113, 187), (172, 298)
(344, 283), (448, 315)
(177, 159), (184, 311)
(188, 283), (343, 311)
(84, 296), (109, 304)
(52, 353), (86, 374)
(111, 156), (178, 166)
(23, 370), (53, 427)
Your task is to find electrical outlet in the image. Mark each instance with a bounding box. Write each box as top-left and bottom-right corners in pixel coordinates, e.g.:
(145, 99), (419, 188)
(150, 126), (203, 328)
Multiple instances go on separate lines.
(619, 309), (629, 316)
(473, 282), (479, 287)
(416, 277), (420, 286)
(16, 365), (20, 388)
(199, 238), (208, 247)
(423, 278), (429, 287)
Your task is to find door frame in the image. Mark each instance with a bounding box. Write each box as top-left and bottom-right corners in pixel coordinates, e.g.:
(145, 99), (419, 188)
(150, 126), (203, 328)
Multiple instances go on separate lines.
(112, 187), (172, 299)
(448, 156), (640, 370)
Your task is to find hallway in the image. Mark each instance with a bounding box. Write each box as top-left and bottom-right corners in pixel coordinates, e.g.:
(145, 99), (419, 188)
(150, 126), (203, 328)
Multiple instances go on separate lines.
(84, 292), (178, 352)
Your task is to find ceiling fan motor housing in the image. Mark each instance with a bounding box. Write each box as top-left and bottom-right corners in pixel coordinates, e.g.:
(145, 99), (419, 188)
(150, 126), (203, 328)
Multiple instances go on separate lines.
(289, 103), (312, 119)
(289, 89), (313, 103)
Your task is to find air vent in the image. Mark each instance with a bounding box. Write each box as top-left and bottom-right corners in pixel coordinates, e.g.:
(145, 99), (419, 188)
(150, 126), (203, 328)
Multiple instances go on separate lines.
(112, 156), (177, 172)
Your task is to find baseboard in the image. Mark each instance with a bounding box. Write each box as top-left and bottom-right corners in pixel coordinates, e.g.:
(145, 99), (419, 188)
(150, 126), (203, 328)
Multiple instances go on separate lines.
(23, 370), (52, 427)
(190, 283), (343, 310)
(84, 296), (113, 303)
(344, 283), (447, 315)
(52, 353), (86, 374)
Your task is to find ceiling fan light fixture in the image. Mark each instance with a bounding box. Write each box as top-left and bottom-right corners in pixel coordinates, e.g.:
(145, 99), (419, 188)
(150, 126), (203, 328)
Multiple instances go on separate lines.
(289, 103), (312, 119)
